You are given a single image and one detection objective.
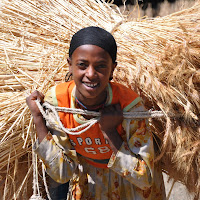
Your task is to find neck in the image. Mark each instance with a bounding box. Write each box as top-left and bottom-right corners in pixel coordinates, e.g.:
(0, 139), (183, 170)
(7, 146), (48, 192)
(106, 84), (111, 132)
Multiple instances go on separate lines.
(75, 96), (106, 111)
(75, 87), (108, 110)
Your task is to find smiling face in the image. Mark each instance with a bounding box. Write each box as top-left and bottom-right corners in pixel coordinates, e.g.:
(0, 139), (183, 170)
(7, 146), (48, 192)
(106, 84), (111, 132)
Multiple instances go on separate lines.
(68, 45), (117, 107)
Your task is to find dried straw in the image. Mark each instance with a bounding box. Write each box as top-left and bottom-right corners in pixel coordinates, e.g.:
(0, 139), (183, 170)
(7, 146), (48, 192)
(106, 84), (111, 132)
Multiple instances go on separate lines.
(0, 0), (199, 199)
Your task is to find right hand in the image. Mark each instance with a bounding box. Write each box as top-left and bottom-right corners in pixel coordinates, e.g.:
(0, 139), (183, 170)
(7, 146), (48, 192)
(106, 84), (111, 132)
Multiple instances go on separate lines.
(26, 90), (44, 117)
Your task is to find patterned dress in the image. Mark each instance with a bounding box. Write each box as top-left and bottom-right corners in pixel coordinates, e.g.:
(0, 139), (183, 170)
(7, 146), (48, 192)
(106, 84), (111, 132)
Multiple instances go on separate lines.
(33, 81), (166, 200)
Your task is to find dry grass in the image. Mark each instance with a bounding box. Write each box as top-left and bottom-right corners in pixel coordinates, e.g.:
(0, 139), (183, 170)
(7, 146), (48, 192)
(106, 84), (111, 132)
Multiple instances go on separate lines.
(0, 0), (199, 199)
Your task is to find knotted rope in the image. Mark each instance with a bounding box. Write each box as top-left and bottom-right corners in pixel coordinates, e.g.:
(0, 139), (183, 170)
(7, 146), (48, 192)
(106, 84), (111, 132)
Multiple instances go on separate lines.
(33, 100), (169, 199)
(29, 129), (46, 200)
(35, 99), (166, 136)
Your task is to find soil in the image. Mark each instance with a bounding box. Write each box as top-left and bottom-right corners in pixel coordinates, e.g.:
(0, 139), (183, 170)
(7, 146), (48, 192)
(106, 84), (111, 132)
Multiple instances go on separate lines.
(163, 173), (195, 200)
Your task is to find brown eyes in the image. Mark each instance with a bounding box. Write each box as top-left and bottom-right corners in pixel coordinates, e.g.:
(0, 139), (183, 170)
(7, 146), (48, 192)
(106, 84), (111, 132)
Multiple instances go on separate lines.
(77, 63), (86, 68)
(77, 63), (107, 70)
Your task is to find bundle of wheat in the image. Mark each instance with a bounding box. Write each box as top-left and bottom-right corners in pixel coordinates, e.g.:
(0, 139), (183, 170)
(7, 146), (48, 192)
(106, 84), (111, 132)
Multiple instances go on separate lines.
(112, 5), (200, 196)
(0, 0), (199, 199)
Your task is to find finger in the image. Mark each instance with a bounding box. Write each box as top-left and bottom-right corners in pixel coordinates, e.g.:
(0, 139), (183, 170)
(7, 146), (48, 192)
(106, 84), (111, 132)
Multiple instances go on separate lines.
(105, 104), (122, 115)
(31, 90), (44, 102)
(101, 105), (115, 114)
(37, 92), (45, 103)
(115, 104), (122, 114)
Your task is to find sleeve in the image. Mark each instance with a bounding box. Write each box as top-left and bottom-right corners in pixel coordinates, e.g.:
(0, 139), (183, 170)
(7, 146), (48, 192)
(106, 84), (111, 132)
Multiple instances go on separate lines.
(107, 101), (154, 190)
(33, 86), (79, 183)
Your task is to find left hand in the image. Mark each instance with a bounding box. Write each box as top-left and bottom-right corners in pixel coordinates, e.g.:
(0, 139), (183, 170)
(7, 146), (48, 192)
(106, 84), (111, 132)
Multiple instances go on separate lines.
(99, 104), (123, 135)
(99, 104), (123, 153)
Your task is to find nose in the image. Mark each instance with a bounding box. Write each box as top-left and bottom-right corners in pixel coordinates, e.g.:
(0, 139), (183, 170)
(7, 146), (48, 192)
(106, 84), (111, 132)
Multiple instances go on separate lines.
(86, 65), (96, 79)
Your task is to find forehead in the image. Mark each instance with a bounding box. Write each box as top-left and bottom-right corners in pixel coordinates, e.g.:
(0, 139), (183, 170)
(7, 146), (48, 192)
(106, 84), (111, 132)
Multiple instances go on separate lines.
(71, 45), (111, 61)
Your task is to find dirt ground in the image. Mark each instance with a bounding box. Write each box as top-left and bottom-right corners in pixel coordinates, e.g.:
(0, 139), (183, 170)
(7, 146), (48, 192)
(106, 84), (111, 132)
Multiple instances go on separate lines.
(163, 173), (196, 200)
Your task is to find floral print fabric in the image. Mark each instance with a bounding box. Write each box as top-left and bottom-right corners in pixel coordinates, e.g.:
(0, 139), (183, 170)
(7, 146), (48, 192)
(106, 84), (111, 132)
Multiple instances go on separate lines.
(33, 83), (166, 200)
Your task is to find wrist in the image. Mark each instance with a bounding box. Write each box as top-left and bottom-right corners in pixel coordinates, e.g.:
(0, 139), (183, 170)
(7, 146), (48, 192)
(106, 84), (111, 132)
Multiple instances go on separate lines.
(33, 114), (45, 125)
(102, 129), (123, 154)
(101, 126), (116, 134)
(32, 115), (48, 143)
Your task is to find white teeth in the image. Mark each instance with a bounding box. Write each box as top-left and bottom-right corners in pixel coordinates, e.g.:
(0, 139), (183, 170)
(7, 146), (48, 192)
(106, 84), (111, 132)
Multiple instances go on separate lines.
(84, 83), (98, 88)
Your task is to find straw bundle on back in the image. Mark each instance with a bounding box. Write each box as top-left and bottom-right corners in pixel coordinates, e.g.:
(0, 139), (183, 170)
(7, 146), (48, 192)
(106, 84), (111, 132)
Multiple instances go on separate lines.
(0, 0), (199, 199)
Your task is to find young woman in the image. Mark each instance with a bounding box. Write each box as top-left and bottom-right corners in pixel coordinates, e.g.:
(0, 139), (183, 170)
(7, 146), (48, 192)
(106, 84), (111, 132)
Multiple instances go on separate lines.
(26, 26), (166, 200)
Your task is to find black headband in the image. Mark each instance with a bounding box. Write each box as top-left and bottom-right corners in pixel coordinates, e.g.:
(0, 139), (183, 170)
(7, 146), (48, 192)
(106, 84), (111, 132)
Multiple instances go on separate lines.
(69, 26), (117, 63)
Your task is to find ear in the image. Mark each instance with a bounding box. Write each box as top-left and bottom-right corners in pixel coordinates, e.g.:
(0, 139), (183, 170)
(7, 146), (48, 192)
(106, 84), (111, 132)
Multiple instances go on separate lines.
(67, 57), (72, 74)
(110, 62), (117, 80)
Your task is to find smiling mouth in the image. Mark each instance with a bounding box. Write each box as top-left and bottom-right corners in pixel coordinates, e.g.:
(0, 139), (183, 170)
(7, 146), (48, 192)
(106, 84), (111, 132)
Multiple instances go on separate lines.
(83, 82), (99, 88)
